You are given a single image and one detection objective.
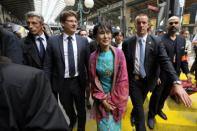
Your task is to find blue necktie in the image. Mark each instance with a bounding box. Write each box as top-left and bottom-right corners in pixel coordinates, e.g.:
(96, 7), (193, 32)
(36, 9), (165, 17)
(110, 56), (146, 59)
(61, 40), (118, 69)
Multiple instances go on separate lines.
(37, 37), (45, 60)
(139, 39), (146, 78)
(67, 36), (76, 77)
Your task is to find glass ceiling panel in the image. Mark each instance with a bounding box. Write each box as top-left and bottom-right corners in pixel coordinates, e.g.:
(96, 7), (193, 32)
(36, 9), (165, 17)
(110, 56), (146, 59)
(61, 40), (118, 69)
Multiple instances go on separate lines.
(34, 0), (66, 24)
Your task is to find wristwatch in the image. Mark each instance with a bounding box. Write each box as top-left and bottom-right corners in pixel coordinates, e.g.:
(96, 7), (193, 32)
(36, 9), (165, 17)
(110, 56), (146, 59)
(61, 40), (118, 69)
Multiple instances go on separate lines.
(173, 80), (182, 85)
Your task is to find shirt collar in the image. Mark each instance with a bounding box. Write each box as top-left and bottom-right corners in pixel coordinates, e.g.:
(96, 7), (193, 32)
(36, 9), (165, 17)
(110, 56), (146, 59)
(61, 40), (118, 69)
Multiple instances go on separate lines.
(117, 42), (122, 47)
(35, 33), (45, 40)
(63, 33), (76, 41)
(136, 34), (148, 43)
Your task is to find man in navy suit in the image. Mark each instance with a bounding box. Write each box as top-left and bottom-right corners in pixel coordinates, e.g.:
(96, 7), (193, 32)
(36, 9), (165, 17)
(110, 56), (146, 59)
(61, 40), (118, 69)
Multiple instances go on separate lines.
(122, 14), (191, 131)
(44, 10), (90, 131)
(147, 16), (192, 129)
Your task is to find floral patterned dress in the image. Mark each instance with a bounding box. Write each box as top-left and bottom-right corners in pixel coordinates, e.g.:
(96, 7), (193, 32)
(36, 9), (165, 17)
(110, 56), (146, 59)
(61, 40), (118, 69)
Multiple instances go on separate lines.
(96, 49), (121, 131)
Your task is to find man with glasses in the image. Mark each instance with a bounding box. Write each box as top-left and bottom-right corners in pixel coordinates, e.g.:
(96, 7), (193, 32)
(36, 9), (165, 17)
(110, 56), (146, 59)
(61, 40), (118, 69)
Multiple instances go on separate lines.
(148, 16), (192, 129)
(44, 10), (90, 131)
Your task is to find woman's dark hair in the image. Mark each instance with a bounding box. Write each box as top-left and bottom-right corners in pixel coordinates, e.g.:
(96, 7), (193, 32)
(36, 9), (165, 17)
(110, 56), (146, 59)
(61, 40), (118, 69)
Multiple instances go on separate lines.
(93, 22), (112, 39)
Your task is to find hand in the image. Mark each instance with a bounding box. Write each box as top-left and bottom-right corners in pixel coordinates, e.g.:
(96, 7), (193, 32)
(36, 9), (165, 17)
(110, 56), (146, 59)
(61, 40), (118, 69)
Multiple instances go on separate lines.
(102, 100), (116, 111)
(186, 73), (192, 82)
(171, 84), (192, 107)
(157, 78), (161, 85)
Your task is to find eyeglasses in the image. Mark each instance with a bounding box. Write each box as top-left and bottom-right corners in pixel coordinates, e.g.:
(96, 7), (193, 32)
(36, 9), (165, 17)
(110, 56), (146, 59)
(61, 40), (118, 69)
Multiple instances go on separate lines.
(169, 21), (179, 25)
(65, 20), (78, 23)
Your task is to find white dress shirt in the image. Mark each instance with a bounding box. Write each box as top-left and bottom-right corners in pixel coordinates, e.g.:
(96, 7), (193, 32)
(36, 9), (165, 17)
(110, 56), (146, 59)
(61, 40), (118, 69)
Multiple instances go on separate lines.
(134, 34), (147, 74)
(116, 42), (123, 49)
(63, 33), (78, 78)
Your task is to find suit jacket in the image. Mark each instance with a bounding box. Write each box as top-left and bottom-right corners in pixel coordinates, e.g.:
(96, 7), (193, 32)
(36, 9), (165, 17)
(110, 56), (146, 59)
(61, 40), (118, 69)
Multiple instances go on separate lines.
(0, 27), (23, 64)
(160, 34), (189, 76)
(89, 40), (98, 53)
(44, 34), (90, 92)
(0, 57), (69, 131)
(22, 33), (49, 69)
(122, 35), (179, 91)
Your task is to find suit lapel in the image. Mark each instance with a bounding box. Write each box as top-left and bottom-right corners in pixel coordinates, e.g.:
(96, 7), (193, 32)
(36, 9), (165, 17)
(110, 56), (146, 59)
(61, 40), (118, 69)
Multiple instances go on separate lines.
(26, 38), (41, 65)
(131, 37), (137, 63)
(76, 36), (81, 69)
(144, 35), (152, 71)
(58, 34), (65, 64)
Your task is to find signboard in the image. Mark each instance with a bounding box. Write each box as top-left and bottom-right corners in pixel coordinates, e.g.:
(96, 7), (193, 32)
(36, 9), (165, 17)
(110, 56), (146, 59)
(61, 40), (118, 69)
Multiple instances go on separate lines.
(183, 14), (190, 25)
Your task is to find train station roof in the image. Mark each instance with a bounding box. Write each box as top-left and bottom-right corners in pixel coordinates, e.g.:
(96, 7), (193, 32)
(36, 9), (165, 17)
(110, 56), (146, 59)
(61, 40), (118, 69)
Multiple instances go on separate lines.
(0, 0), (34, 21)
(0, 0), (121, 23)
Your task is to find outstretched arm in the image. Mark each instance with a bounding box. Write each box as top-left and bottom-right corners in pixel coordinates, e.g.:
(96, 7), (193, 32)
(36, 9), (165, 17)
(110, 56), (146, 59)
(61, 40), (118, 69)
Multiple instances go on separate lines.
(171, 83), (192, 107)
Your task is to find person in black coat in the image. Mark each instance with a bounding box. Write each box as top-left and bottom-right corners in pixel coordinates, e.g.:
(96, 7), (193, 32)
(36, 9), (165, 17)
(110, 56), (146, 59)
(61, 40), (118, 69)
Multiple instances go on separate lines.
(22, 11), (49, 69)
(148, 16), (191, 129)
(0, 27), (23, 64)
(0, 56), (69, 131)
(122, 14), (191, 131)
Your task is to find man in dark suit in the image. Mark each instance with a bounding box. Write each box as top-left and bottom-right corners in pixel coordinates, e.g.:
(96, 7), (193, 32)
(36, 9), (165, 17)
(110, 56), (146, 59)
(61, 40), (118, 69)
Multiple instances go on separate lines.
(147, 16), (191, 129)
(0, 27), (23, 64)
(22, 11), (49, 69)
(78, 28), (92, 110)
(122, 14), (191, 131)
(44, 10), (90, 131)
(0, 56), (69, 131)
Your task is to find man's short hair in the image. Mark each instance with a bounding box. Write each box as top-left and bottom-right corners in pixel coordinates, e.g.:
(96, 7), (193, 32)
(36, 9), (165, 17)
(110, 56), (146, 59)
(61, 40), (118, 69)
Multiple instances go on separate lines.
(168, 16), (179, 23)
(135, 13), (149, 23)
(25, 11), (44, 23)
(59, 10), (77, 23)
(78, 28), (87, 35)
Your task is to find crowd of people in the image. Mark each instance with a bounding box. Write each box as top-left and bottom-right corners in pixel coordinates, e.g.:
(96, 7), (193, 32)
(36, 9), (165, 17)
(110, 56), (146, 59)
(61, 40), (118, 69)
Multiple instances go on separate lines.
(0, 9), (196, 131)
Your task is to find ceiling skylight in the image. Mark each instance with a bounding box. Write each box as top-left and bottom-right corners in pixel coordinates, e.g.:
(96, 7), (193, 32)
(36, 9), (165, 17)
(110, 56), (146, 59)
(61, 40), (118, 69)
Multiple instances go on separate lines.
(34, 0), (66, 24)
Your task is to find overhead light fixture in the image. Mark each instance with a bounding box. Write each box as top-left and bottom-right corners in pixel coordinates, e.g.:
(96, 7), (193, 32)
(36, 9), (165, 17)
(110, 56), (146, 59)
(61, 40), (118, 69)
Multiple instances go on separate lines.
(64, 0), (94, 26)
(84, 0), (94, 8)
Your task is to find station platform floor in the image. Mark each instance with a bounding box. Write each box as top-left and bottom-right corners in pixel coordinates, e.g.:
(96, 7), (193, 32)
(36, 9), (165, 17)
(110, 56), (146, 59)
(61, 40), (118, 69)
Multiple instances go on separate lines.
(68, 73), (197, 131)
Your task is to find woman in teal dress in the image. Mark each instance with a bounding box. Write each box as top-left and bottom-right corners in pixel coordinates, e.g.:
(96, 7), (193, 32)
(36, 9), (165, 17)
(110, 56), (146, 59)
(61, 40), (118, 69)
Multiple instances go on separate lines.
(89, 23), (129, 131)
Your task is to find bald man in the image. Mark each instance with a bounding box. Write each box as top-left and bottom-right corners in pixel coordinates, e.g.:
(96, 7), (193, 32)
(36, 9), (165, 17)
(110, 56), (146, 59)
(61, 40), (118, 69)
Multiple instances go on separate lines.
(147, 16), (192, 129)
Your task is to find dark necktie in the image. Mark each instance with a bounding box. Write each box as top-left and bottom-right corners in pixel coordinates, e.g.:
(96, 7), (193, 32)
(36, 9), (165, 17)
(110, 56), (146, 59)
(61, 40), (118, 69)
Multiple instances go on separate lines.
(139, 39), (146, 78)
(37, 37), (45, 60)
(67, 36), (76, 77)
